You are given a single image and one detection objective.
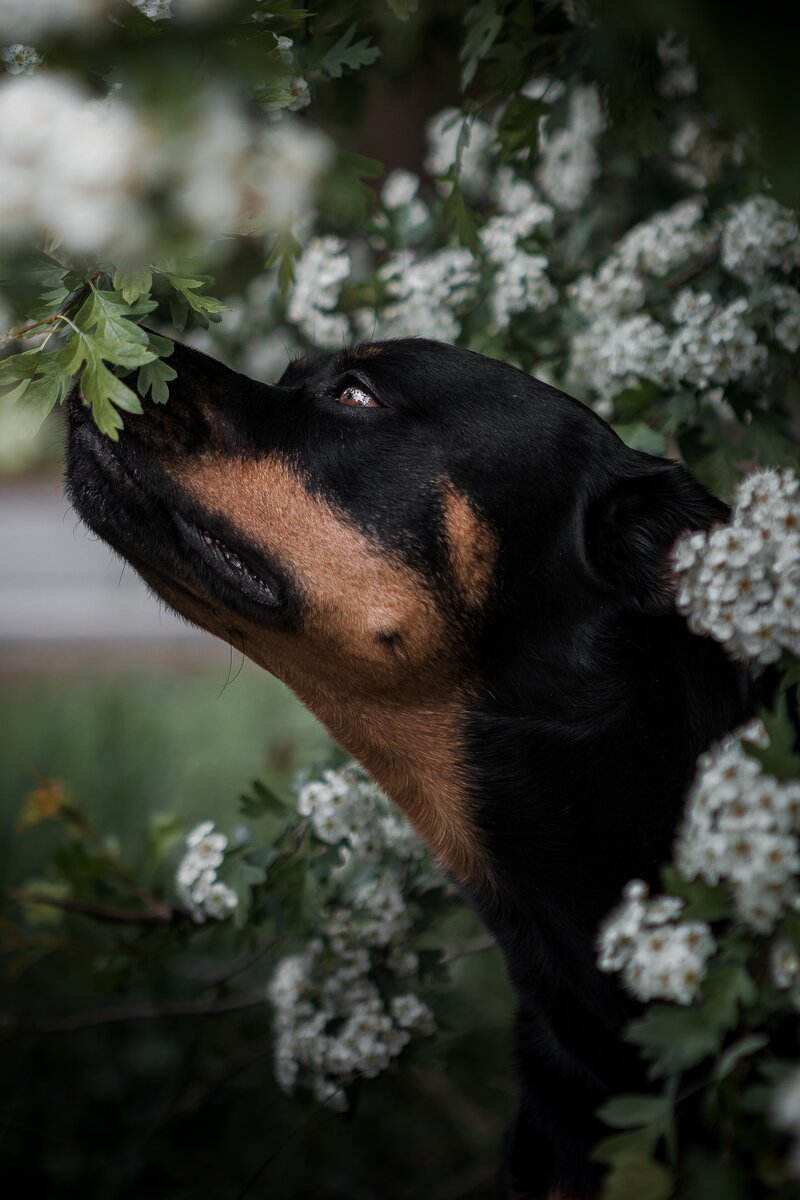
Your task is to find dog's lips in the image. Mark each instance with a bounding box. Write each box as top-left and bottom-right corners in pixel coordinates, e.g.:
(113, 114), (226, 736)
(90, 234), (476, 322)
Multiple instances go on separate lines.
(173, 513), (282, 610)
(69, 416), (283, 615)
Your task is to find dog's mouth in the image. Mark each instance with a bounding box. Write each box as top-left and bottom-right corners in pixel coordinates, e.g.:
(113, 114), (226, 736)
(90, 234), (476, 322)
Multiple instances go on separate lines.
(173, 513), (283, 610)
(67, 415), (285, 619)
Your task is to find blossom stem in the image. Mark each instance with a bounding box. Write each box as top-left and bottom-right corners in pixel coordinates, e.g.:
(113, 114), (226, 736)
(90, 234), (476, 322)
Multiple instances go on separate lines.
(9, 888), (181, 925)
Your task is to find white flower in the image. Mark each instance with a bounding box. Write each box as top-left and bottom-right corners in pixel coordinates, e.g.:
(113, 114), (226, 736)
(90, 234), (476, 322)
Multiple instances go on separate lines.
(721, 195), (800, 285)
(187, 820), (215, 846)
(673, 468), (800, 665)
(373, 247), (479, 342)
(129, 0), (172, 19)
(202, 880), (239, 919)
(771, 940), (800, 989)
(287, 235), (351, 348)
(390, 993), (435, 1033)
(598, 881), (715, 1004)
(675, 723), (800, 932)
(425, 107), (493, 198)
(538, 84), (604, 212)
(1, 44), (42, 76)
(569, 312), (670, 400)
(382, 169), (419, 209)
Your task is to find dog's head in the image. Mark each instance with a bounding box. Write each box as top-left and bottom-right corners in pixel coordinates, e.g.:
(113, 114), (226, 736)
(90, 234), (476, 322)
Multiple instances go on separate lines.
(66, 338), (729, 889)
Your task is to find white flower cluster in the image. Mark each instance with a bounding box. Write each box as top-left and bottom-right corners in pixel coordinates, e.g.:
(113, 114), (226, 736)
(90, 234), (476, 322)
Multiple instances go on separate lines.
(567, 201), (747, 401)
(768, 284), (800, 354)
(572, 201), (712, 321)
(538, 84), (604, 212)
(376, 169), (429, 243)
(666, 289), (767, 388)
(287, 236), (351, 349)
(0, 73), (332, 256)
(370, 247), (479, 342)
(673, 468), (800, 664)
(481, 202), (556, 332)
(175, 820), (238, 924)
(1, 44), (41, 75)
(130, 0), (171, 19)
(597, 879), (716, 1004)
(721, 195), (800, 285)
(270, 948), (435, 1110)
(296, 765), (428, 869)
(425, 107), (493, 199)
(676, 723), (800, 932)
(269, 765), (437, 1108)
(570, 313), (670, 404)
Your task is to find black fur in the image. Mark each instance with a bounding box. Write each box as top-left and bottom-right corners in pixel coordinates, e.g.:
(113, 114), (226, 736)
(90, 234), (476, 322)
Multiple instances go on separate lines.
(65, 337), (752, 1198)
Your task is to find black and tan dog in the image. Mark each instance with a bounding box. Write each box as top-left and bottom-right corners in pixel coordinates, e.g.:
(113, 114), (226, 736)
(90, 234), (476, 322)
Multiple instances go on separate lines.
(66, 338), (750, 1199)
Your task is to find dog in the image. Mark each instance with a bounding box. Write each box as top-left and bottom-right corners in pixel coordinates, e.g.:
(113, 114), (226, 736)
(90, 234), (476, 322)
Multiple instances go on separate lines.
(65, 337), (751, 1198)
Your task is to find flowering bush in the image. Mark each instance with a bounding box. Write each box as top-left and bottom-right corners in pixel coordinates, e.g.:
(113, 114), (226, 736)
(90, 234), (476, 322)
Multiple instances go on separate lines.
(1, 1), (799, 1196)
(594, 474), (800, 1197)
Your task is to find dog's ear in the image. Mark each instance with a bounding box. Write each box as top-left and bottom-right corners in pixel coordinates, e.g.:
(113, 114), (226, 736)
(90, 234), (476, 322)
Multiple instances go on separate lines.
(585, 459), (727, 616)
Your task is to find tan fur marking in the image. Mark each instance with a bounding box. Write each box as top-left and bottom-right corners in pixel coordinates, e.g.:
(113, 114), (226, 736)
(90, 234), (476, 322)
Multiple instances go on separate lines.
(347, 343), (382, 359)
(440, 482), (497, 611)
(169, 454), (491, 889)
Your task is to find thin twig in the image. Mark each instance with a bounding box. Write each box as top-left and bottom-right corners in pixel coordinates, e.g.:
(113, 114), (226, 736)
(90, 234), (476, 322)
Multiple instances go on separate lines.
(9, 889), (180, 926)
(5, 988), (268, 1037)
(0, 274), (100, 348)
(440, 935), (496, 964)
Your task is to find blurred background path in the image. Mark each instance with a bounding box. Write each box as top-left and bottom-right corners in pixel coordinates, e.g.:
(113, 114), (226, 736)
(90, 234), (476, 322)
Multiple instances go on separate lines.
(0, 477), (218, 672)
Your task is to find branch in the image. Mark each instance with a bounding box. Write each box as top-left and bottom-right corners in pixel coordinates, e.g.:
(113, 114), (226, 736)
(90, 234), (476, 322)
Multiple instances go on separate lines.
(9, 889), (182, 926)
(0, 274), (100, 348)
(6, 989), (268, 1037)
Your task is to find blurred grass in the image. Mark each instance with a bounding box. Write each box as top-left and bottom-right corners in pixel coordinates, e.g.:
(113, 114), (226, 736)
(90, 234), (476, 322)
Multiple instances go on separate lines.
(0, 663), (332, 889)
(0, 666), (515, 1198)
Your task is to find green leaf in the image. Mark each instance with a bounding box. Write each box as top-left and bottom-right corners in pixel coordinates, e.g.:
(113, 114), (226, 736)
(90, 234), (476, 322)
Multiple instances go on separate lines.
(460, 0), (503, 89)
(746, 701), (799, 781)
(613, 383), (661, 423)
(658, 392), (698, 438)
(239, 779), (291, 820)
(320, 151), (383, 222)
(713, 1033), (769, 1082)
(441, 177), (480, 254)
(602, 1154), (673, 1200)
(496, 94), (547, 161)
(137, 357), (176, 406)
(626, 1005), (722, 1076)
(147, 812), (184, 861)
(660, 867), (730, 922)
(597, 1095), (671, 1130)
(613, 421), (668, 456)
(700, 964), (757, 1031)
(75, 288), (154, 348)
(0, 346), (72, 429)
(593, 1127), (659, 1166)
(319, 24), (380, 79)
(266, 231), (303, 301)
(60, 328), (144, 439)
(162, 274), (226, 325)
(112, 266), (153, 306)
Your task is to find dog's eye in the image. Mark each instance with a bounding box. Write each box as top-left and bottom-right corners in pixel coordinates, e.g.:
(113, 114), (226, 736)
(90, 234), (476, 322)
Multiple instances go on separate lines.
(337, 384), (379, 409)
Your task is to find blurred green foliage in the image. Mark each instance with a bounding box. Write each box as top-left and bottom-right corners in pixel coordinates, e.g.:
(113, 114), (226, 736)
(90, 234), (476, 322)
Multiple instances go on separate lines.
(0, 671), (514, 1198)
